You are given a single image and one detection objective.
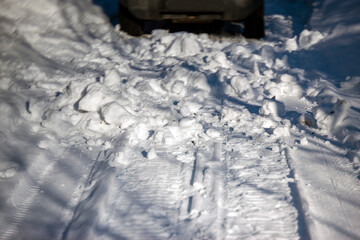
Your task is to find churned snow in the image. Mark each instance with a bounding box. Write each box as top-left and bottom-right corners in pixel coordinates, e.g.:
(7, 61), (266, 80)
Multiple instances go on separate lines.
(0, 0), (360, 239)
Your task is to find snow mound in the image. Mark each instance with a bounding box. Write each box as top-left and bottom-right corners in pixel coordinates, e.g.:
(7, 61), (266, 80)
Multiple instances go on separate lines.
(1, 0), (360, 239)
(78, 83), (115, 112)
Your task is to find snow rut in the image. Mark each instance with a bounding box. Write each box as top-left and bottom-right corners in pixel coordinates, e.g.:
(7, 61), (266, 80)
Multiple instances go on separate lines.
(62, 135), (301, 239)
(112, 156), (185, 239)
(0, 153), (55, 240)
(223, 134), (299, 239)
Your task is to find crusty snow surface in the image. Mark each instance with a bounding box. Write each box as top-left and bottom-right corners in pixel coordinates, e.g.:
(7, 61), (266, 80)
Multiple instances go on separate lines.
(0, 0), (360, 239)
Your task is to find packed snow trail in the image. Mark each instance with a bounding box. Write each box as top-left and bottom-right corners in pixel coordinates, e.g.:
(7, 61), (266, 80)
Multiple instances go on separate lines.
(1, 0), (360, 239)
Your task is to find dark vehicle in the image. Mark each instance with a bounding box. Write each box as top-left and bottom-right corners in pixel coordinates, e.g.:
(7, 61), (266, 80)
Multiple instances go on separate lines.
(118, 0), (264, 38)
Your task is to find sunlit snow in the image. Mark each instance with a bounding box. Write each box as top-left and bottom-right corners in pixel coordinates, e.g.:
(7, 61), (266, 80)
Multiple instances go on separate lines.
(0, 0), (359, 239)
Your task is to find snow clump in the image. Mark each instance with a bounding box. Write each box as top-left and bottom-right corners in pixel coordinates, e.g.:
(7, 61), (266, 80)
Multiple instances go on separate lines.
(259, 98), (285, 119)
(230, 75), (254, 100)
(100, 102), (136, 129)
(78, 83), (115, 112)
(265, 74), (303, 99)
(298, 29), (324, 49)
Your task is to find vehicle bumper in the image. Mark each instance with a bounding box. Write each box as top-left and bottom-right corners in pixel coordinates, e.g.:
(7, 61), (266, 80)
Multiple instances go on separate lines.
(119, 0), (262, 21)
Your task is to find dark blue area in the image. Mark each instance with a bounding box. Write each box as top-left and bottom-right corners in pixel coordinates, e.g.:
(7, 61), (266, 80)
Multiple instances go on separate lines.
(93, 0), (119, 25)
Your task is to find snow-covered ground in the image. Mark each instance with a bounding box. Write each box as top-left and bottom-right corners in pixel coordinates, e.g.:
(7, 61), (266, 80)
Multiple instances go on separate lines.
(0, 0), (359, 239)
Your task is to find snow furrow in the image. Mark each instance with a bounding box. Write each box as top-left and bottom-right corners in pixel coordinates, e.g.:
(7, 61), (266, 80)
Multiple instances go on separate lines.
(0, 152), (56, 240)
(223, 134), (299, 239)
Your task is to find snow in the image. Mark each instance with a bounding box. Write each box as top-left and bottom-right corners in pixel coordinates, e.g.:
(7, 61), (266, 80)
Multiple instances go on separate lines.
(1, 0), (360, 239)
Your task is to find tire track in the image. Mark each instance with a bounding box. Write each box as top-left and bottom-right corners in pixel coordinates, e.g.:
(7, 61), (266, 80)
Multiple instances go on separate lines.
(0, 153), (55, 240)
(223, 135), (299, 239)
(61, 150), (105, 240)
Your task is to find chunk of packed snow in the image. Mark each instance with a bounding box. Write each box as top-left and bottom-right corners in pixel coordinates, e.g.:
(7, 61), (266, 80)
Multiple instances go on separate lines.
(230, 75), (254, 99)
(180, 101), (203, 116)
(108, 151), (130, 167)
(103, 69), (121, 86)
(147, 148), (157, 160)
(259, 98), (285, 119)
(205, 129), (221, 138)
(101, 102), (136, 129)
(300, 137), (308, 145)
(299, 29), (324, 49)
(284, 36), (298, 52)
(166, 35), (202, 56)
(265, 74), (303, 98)
(78, 83), (115, 112)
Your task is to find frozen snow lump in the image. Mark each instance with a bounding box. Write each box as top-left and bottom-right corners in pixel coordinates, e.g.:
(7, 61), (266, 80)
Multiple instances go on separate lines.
(265, 74), (303, 99)
(77, 82), (115, 112)
(230, 75), (254, 100)
(259, 98), (285, 119)
(100, 102), (136, 129)
(165, 34), (203, 57)
(299, 29), (324, 49)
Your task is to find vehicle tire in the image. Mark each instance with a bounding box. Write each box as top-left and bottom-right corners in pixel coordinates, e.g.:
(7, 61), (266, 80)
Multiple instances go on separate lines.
(243, 2), (264, 39)
(119, 4), (144, 36)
